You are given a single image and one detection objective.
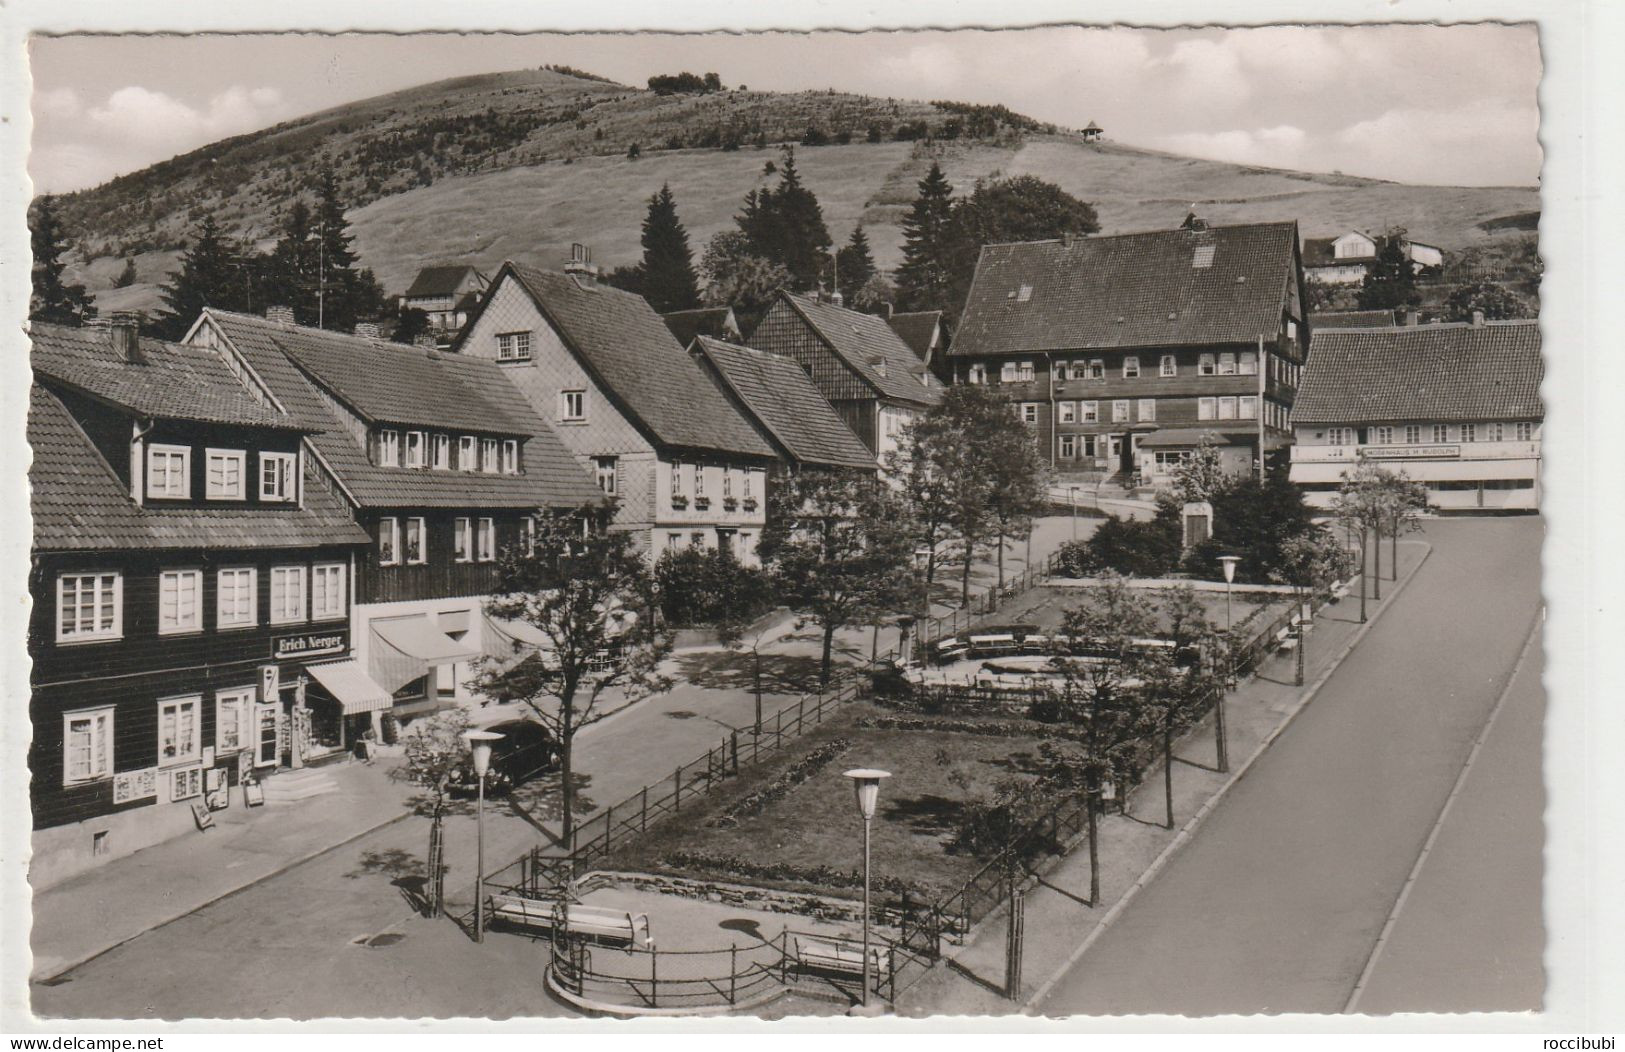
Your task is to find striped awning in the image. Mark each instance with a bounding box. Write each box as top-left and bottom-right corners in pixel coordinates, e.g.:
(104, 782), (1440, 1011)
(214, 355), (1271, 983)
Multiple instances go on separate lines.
(306, 659), (394, 716)
(369, 615), (482, 694)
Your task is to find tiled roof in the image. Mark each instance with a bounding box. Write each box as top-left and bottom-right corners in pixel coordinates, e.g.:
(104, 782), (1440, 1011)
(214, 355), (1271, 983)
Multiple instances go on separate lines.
(29, 384), (368, 553)
(1136, 427), (1234, 449)
(952, 222), (1299, 357)
(779, 293), (943, 406)
(690, 337), (877, 471)
(202, 310), (606, 511)
(404, 265), (483, 298)
(29, 322), (302, 430)
(662, 307), (739, 346)
(499, 264), (776, 459)
(1310, 310), (1399, 329)
(1293, 322), (1544, 425)
(886, 311), (943, 362)
(264, 322), (532, 434)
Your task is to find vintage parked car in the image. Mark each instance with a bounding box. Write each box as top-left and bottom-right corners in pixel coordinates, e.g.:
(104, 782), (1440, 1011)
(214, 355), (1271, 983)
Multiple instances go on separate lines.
(447, 721), (558, 797)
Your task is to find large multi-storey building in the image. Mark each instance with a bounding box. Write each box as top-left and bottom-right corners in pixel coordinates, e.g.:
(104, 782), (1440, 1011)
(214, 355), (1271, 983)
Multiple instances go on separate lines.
(188, 307), (605, 717)
(948, 220), (1310, 484)
(27, 318), (372, 885)
(1289, 319), (1543, 512)
(453, 253), (779, 563)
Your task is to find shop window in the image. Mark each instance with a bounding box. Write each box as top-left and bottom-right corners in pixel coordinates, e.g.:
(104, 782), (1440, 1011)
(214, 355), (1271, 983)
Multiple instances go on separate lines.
(216, 689), (253, 753)
(158, 569), (203, 635)
(57, 572), (121, 643)
(63, 707), (114, 785)
(157, 696), (202, 768)
(205, 449), (245, 499)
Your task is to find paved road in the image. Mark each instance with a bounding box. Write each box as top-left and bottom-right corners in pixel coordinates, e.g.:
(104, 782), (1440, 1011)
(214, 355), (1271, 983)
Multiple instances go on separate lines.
(1036, 516), (1545, 1016)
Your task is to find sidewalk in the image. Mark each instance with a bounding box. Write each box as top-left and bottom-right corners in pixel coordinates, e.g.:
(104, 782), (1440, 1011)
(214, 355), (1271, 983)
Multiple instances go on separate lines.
(893, 541), (1433, 1017)
(30, 754), (418, 981)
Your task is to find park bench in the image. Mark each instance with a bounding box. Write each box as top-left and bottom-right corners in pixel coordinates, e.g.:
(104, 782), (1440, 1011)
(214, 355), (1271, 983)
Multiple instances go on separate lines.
(792, 935), (890, 979)
(487, 894), (651, 948)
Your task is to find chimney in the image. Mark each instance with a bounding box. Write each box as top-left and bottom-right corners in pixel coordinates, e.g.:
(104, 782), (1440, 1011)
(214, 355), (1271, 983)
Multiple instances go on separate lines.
(1404, 309), (1420, 327)
(882, 302), (894, 321)
(870, 355), (887, 379)
(353, 321), (381, 339)
(266, 305), (296, 325)
(1471, 310), (1485, 327)
(829, 288), (845, 307)
(564, 243), (598, 286)
(110, 311), (143, 364)
(1061, 231), (1075, 248)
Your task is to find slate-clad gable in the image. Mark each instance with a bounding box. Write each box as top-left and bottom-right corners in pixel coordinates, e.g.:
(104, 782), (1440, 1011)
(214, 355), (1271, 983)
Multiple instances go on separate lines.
(951, 221), (1300, 356)
(690, 337), (877, 470)
(1293, 322), (1543, 425)
(199, 310), (605, 510)
(774, 293), (942, 407)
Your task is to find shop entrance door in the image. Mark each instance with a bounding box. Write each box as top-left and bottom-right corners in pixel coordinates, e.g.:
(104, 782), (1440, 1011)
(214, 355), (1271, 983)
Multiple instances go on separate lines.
(255, 704), (280, 767)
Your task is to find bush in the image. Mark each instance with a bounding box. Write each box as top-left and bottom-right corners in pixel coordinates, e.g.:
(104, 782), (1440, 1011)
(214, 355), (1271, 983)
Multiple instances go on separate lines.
(655, 850), (928, 898)
(1057, 511), (1181, 578)
(654, 546), (773, 628)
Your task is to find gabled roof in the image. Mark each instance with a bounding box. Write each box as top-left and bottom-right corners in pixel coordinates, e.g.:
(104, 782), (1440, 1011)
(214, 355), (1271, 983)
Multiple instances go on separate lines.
(662, 307), (739, 346)
(29, 322), (303, 430)
(1294, 321), (1543, 425)
(265, 322), (531, 435)
(776, 293), (942, 407)
(200, 310), (605, 511)
(951, 221), (1300, 357)
(690, 337), (877, 471)
(1084, 121), (1103, 132)
(404, 265), (485, 299)
(886, 311), (944, 362)
(483, 263), (776, 459)
(29, 384), (368, 553)
(1310, 310), (1399, 329)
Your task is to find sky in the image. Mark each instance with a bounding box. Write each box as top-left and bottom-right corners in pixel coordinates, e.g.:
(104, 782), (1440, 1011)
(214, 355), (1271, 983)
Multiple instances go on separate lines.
(27, 24), (1542, 195)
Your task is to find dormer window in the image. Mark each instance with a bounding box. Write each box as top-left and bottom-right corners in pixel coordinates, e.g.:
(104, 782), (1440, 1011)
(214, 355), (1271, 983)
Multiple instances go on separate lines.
(147, 444), (191, 500)
(458, 435), (476, 470)
(379, 429), (400, 467)
(1192, 244), (1216, 268)
(501, 439), (519, 475)
(260, 452), (296, 502)
(205, 449), (245, 500)
(431, 434), (449, 470)
(1015, 284), (1033, 302)
(481, 438), (499, 474)
(405, 431), (425, 469)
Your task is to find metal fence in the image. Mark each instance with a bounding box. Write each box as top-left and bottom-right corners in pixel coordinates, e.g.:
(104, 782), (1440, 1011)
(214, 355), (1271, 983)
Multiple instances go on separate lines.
(548, 929), (789, 1012)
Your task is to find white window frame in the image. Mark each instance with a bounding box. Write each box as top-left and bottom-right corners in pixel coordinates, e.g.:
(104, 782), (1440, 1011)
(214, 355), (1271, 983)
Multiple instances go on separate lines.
(1111, 400), (1130, 423)
(1218, 396), (1238, 420)
(1327, 427), (1352, 446)
(405, 431), (426, 469)
(56, 572), (122, 644)
(158, 569), (203, 636)
(521, 516), (536, 557)
(1021, 403), (1040, 425)
(501, 439), (519, 475)
(1018, 361), (1035, 382)
(1405, 425), (1422, 444)
(312, 563), (346, 621)
(1461, 423), (1477, 443)
(379, 517), (400, 566)
(1138, 398), (1156, 422)
(695, 465), (707, 497)
(1239, 351), (1258, 376)
(481, 438), (499, 474)
(496, 330), (533, 362)
(743, 471), (754, 501)
(1218, 352), (1237, 376)
(966, 364), (986, 384)
(1088, 359), (1105, 380)
(477, 518), (496, 563)
(1239, 395), (1258, 420)
(405, 517), (427, 564)
(215, 688), (253, 754)
(205, 448), (246, 500)
(216, 567), (257, 629)
(1160, 355), (1177, 377)
(1432, 424), (1450, 444)
(1198, 397), (1217, 421)
(671, 461), (684, 496)
(1081, 401), (1099, 423)
(1516, 422), (1534, 442)
(1373, 425), (1394, 445)
(1122, 356), (1140, 379)
(1058, 401), (1077, 424)
(588, 456), (617, 497)
(1058, 434), (1077, 459)
(259, 452), (296, 502)
(458, 435), (477, 470)
(1198, 354), (1216, 376)
(378, 429), (400, 467)
(147, 443), (191, 500)
(999, 362), (1018, 383)
(431, 433), (450, 470)
(1484, 422), (1505, 442)
(157, 695), (203, 769)
(63, 707), (116, 786)
(270, 565), (308, 624)
(560, 390), (587, 422)
(454, 517), (472, 563)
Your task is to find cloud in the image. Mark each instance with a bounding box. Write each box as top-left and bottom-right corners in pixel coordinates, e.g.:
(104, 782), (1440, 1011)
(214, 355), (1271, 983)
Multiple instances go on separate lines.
(84, 85), (288, 149)
(35, 87), (80, 119)
(1333, 101), (1542, 185)
(1144, 124), (1312, 170)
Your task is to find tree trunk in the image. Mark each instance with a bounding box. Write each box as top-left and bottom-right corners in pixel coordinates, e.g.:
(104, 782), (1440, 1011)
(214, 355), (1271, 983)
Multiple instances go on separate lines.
(1295, 596), (1306, 687)
(820, 622), (837, 689)
(1163, 717), (1174, 830)
(752, 649), (763, 735)
(1390, 520), (1398, 581)
(559, 692), (577, 844)
(1086, 789), (1100, 906)
(996, 531), (1007, 592)
(1372, 526), (1383, 600)
(925, 532), (939, 588)
(960, 540), (975, 608)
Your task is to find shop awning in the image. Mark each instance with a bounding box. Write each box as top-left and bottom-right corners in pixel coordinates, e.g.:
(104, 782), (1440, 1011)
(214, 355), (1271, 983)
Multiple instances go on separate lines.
(486, 614), (551, 651)
(369, 615), (483, 694)
(306, 659), (395, 716)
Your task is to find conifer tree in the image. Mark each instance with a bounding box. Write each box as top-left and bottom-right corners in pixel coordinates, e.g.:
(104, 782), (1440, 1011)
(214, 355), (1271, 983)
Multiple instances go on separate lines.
(768, 147), (833, 287)
(266, 199), (319, 324)
(894, 162), (955, 312)
(637, 183), (701, 313)
(836, 225), (876, 304)
(156, 215), (245, 339)
(30, 195), (96, 326)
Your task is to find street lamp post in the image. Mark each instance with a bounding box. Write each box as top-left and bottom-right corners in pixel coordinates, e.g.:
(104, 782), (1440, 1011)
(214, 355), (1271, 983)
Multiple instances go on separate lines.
(844, 768), (891, 1013)
(465, 729), (504, 943)
(1217, 555), (1239, 773)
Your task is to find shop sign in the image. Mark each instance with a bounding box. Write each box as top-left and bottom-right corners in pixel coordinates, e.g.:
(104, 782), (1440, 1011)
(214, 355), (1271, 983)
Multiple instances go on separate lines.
(1364, 445), (1460, 460)
(112, 767), (157, 805)
(272, 630), (348, 661)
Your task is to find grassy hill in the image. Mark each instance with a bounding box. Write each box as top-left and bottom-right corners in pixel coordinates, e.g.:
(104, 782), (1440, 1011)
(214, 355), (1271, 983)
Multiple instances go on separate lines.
(47, 66), (1539, 315)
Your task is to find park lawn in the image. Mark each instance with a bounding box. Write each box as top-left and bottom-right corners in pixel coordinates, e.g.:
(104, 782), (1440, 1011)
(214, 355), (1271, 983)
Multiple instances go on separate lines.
(606, 702), (1050, 900)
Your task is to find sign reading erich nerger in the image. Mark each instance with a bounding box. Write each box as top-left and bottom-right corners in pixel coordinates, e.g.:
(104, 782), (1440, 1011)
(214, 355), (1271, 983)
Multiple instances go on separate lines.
(272, 631), (348, 661)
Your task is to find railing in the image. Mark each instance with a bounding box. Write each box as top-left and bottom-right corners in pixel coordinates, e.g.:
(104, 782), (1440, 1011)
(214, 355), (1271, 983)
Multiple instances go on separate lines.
(548, 929), (790, 1013)
(911, 552), (1058, 656)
